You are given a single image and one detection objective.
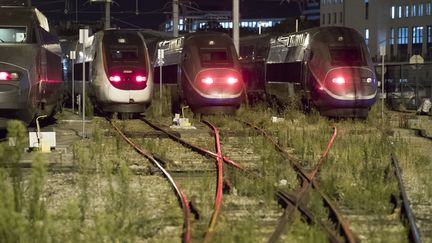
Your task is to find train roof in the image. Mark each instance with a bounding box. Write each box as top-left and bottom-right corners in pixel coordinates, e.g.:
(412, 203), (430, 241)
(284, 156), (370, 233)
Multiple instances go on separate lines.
(0, 7), (49, 32)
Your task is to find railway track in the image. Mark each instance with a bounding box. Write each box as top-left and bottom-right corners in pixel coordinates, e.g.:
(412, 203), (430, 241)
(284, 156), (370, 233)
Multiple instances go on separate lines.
(237, 119), (356, 243)
(139, 117), (359, 242)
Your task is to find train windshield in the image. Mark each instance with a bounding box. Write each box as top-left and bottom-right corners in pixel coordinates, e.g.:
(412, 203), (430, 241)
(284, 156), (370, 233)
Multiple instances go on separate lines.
(0, 26), (27, 43)
(110, 48), (139, 61)
(200, 48), (233, 67)
(329, 46), (366, 66)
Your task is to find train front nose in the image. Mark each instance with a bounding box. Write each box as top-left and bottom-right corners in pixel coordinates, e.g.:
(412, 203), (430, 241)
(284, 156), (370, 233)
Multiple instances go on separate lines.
(195, 69), (244, 98)
(323, 67), (377, 102)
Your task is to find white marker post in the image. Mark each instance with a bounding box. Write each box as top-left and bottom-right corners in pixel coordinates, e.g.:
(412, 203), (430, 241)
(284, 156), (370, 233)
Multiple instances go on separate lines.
(70, 50), (76, 114)
(157, 49), (165, 116)
(79, 28), (89, 139)
(380, 45), (385, 119)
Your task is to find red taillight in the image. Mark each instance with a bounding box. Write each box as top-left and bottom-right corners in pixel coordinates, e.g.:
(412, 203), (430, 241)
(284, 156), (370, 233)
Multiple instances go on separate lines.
(201, 77), (214, 85)
(0, 72), (19, 81)
(332, 77), (345, 84)
(227, 77), (238, 85)
(109, 75), (121, 82)
(0, 72), (10, 80)
(135, 75), (147, 82)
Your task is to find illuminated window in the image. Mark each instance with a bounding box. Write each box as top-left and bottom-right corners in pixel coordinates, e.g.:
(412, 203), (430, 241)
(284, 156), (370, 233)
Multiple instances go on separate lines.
(412, 26), (423, 44)
(412, 4), (416, 17)
(398, 6), (402, 18)
(427, 26), (432, 43)
(426, 3), (431, 15)
(398, 27), (408, 44)
(365, 28), (369, 45)
(418, 4), (423, 16)
(390, 28), (395, 45)
(405, 5), (409, 17)
(391, 6), (395, 19)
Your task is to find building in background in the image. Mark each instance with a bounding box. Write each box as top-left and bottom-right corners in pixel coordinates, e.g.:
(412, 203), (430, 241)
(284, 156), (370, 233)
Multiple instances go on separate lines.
(320, 0), (432, 62)
(161, 10), (283, 33)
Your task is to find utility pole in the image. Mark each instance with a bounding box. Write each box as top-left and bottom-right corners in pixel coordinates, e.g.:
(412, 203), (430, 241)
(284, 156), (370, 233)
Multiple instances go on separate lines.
(104, 0), (111, 29)
(173, 0), (179, 37)
(90, 0), (111, 29)
(233, 0), (239, 53)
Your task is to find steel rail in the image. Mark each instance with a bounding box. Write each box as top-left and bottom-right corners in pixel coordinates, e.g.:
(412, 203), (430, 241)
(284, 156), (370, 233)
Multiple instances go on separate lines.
(202, 120), (224, 243)
(238, 119), (356, 243)
(108, 119), (191, 243)
(391, 152), (422, 243)
(268, 124), (339, 243)
(140, 117), (244, 170)
(140, 117), (350, 241)
(277, 189), (341, 243)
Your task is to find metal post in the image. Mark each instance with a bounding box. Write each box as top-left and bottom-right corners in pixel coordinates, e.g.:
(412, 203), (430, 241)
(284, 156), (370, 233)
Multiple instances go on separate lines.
(105, 1), (110, 30)
(82, 43), (86, 138)
(381, 47), (385, 119)
(233, 0), (240, 53)
(75, 0), (78, 23)
(173, 0), (179, 37)
(70, 50), (76, 114)
(158, 49), (165, 116)
(415, 57), (419, 108)
(296, 19), (299, 32)
(79, 29), (88, 139)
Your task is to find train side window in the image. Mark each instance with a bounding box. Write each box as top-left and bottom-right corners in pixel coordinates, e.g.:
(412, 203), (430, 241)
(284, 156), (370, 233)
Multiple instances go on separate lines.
(0, 26), (29, 43)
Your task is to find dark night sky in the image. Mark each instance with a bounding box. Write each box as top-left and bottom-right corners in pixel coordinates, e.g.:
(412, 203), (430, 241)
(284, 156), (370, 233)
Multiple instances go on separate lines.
(26, 0), (300, 30)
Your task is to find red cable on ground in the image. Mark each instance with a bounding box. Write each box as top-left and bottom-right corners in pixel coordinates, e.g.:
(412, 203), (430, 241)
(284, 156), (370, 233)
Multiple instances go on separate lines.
(110, 120), (191, 243)
(202, 120), (224, 243)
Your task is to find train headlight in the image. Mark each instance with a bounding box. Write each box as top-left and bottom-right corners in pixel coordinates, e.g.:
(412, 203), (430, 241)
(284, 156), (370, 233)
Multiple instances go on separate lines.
(135, 75), (147, 82)
(109, 75), (122, 82)
(201, 77), (214, 85)
(366, 78), (372, 83)
(331, 77), (346, 84)
(0, 71), (19, 81)
(227, 77), (239, 85)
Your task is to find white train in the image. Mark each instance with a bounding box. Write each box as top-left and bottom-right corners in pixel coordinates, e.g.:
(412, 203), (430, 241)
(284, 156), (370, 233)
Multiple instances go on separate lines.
(70, 29), (153, 115)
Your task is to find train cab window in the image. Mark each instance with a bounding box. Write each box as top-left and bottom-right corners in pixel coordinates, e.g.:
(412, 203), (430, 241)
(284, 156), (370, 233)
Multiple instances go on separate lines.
(110, 48), (138, 61)
(0, 26), (28, 43)
(200, 48), (233, 67)
(329, 46), (366, 66)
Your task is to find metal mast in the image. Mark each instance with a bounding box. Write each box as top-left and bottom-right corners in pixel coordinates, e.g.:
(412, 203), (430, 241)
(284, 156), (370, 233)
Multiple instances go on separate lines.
(233, 0), (239, 52)
(173, 0), (179, 37)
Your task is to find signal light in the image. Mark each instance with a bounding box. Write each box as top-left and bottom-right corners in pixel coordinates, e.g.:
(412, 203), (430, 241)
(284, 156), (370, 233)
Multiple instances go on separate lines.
(135, 75), (146, 82)
(109, 75), (121, 82)
(201, 77), (214, 85)
(332, 77), (345, 84)
(227, 77), (238, 85)
(0, 72), (19, 81)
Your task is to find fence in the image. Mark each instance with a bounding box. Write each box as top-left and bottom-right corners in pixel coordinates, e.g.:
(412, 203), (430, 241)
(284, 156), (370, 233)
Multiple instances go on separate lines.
(376, 63), (432, 111)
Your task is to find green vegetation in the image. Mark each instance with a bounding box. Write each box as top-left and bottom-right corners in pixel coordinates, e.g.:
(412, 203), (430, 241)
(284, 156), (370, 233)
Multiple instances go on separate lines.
(0, 94), (427, 242)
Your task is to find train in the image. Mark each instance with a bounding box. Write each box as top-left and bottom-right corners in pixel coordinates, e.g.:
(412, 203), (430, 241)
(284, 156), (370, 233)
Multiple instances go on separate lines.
(0, 5), (63, 128)
(154, 31), (245, 115)
(69, 29), (153, 116)
(240, 26), (377, 118)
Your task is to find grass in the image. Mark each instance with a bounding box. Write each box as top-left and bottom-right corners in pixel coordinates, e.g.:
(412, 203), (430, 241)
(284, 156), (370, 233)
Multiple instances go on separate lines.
(0, 94), (427, 242)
